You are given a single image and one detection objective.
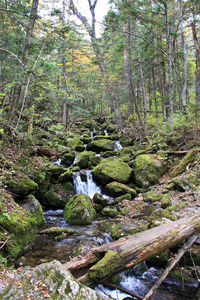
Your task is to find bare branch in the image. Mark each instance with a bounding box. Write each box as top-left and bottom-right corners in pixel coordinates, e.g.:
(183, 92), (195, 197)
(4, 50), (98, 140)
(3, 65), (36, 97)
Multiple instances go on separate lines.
(0, 48), (25, 67)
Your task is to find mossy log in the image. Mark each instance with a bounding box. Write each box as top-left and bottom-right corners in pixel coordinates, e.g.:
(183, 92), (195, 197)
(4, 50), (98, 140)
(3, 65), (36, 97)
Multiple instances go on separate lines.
(64, 212), (200, 286)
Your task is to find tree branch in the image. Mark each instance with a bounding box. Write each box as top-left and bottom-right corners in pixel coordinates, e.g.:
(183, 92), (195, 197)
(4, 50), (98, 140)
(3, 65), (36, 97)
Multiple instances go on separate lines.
(0, 48), (25, 67)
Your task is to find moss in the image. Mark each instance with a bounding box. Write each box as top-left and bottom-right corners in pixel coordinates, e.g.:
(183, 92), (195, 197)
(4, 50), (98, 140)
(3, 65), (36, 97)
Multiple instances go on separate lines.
(105, 181), (137, 198)
(40, 227), (74, 236)
(171, 149), (198, 177)
(76, 151), (95, 169)
(63, 194), (96, 225)
(161, 193), (172, 209)
(168, 201), (189, 212)
(101, 207), (119, 218)
(88, 250), (122, 282)
(144, 190), (162, 203)
(92, 156), (132, 184)
(58, 169), (73, 182)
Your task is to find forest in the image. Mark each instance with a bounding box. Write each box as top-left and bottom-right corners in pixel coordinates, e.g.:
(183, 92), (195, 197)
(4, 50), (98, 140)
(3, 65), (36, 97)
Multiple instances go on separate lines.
(0, 0), (200, 300)
(0, 0), (199, 134)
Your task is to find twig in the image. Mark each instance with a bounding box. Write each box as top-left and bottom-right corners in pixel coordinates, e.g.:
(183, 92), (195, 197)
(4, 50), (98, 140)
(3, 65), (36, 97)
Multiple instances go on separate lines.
(0, 237), (10, 250)
(142, 234), (198, 300)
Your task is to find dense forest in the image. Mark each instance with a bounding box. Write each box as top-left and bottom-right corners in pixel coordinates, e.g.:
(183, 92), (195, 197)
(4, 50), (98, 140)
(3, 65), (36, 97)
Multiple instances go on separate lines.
(0, 0), (200, 135)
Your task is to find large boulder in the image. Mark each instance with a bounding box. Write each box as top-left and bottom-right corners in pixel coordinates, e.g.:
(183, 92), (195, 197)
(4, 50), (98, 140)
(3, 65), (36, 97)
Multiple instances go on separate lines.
(87, 139), (115, 153)
(0, 260), (109, 300)
(132, 154), (167, 189)
(92, 157), (132, 184)
(105, 181), (137, 198)
(67, 137), (85, 151)
(43, 182), (75, 208)
(0, 189), (38, 258)
(63, 194), (96, 225)
(76, 151), (95, 169)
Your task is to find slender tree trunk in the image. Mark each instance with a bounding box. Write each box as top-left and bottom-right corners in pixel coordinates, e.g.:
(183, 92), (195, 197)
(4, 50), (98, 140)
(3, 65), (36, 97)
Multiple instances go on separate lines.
(123, 20), (131, 116)
(179, 0), (187, 112)
(134, 25), (147, 136)
(191, 22), (200, 104)
(8, 0), (38, 125)
(161, 0), (173, 129)
(69, 0), (123, 130)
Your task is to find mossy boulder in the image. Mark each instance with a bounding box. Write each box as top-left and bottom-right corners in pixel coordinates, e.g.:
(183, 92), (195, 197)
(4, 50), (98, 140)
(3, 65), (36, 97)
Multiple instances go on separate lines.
(63, 193), (96, 225)
(101, 207), (119, 218)
(80, 133), (92, 144)
(0, 260), (110, 300)
(62, 152), (76, 167)
(105, 181), (137, 198)
(93, 193), (110, 211)
(161, 193), (172, 209)
(149, 208), (173, 227)
(58, 169), (73, 182)
(144, 190), (162, 203)
(92, 157), (132, 184)
(43, 182), (75, 208)
(106, 124), (118, 133)
(132, 154), (168, 189)
(116, 146), (134, 162)
(172, 171), (199, 192)
(88, 155), (102, 168)
(47, 165), (65, 176)
(7, 177), (38, 198)
(0, 189), (37, 258)
(76, 151), (95, 169)
(68, 137), (85, 151)
(87, 139), (115, 153)
(19, 195), (45, 226)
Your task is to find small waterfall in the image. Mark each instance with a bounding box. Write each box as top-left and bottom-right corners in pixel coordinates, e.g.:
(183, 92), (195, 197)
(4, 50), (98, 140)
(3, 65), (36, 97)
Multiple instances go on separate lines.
(104, 130), (108, 136)
(72, 155), (78, 165)
(90, 131), (94, 138)
(114, 141), (122, 151)
(73, 170), (101, 198)
(52, 158), (61, 166)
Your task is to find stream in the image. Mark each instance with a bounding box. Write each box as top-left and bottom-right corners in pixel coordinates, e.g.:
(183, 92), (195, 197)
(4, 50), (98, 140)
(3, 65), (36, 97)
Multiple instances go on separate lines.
(15, 133), (199, 300)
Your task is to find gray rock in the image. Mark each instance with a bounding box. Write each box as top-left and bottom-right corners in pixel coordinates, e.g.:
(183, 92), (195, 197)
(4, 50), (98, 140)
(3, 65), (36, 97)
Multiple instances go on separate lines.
(0, 260), (109, 300)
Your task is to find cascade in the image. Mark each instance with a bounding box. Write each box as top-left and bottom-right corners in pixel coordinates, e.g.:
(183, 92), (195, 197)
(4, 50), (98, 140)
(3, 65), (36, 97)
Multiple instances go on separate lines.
(52, 158), (62, 166)
(73, 170), (102, 198)
(72, 155), (78, 165)
(104, 129), (108, 136)
(114, 141), (122, 150)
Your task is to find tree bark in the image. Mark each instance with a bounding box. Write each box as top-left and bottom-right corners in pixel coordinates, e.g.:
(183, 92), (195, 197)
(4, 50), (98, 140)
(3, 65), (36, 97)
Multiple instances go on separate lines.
(64, 212), (200, 286)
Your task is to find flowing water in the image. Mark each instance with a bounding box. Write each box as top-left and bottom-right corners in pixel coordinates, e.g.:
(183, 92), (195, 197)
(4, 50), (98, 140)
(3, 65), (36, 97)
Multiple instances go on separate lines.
(16, 132), (199, 299)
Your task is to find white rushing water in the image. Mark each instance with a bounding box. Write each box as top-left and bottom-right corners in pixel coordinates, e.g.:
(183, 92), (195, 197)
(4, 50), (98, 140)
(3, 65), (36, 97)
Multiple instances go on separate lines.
(114, 141), (122, 151)
(73, 170), (102, 198)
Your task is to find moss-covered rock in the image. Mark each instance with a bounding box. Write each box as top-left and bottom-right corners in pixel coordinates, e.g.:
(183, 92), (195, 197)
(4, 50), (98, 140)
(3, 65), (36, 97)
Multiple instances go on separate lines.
(88, 155), (102, 168)
(58, 169), (73, 182)
(43, 182), (75, 208)
(93, 193), (110, 211)
(87, 139), (115, 153)
(106, 124), (119, 133)
(115, 146), (135, 162)
(0, 260), (110, 299)
(76, 151), (95, 169)
(39, 227), (74, 237)
(149, 208), (173, 227)
(144, 190), (162, 203)
(101, 207), (119, 218)
(62, 152), (76, 167)
(132, 154), (168, 189)
(105, 181), (137, 198)
(68, 137), (85, 151)
(172, 171), (199, 192)
(92, 157), (132, 184)
(0, 189), (37, 258)
(63, 194), (96, 225)
(19, 195), (45, 226)
(161, 193), (172, 209)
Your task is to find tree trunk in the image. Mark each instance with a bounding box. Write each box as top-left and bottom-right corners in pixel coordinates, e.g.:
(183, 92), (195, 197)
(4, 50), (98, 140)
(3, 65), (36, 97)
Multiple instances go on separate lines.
(179, 0), (187, 112)
(64, 212), (200, 286)
(191, 22), (200, 104)
(69, 0), (124, 130)
(161, 1), (173, 129)
(8, 0), (38, 125)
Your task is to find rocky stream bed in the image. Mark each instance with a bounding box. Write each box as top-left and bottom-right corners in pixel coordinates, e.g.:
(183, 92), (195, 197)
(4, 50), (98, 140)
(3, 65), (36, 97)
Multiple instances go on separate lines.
(0, 119), (200, 299)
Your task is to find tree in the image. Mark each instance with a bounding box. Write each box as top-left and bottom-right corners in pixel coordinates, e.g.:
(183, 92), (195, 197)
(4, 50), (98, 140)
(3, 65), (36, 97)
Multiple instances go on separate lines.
(69, 0), (124, 130)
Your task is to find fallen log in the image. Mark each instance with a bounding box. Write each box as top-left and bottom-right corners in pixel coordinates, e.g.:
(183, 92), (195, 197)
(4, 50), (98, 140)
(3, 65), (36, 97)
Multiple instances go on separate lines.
(64, 213), (200, 286)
